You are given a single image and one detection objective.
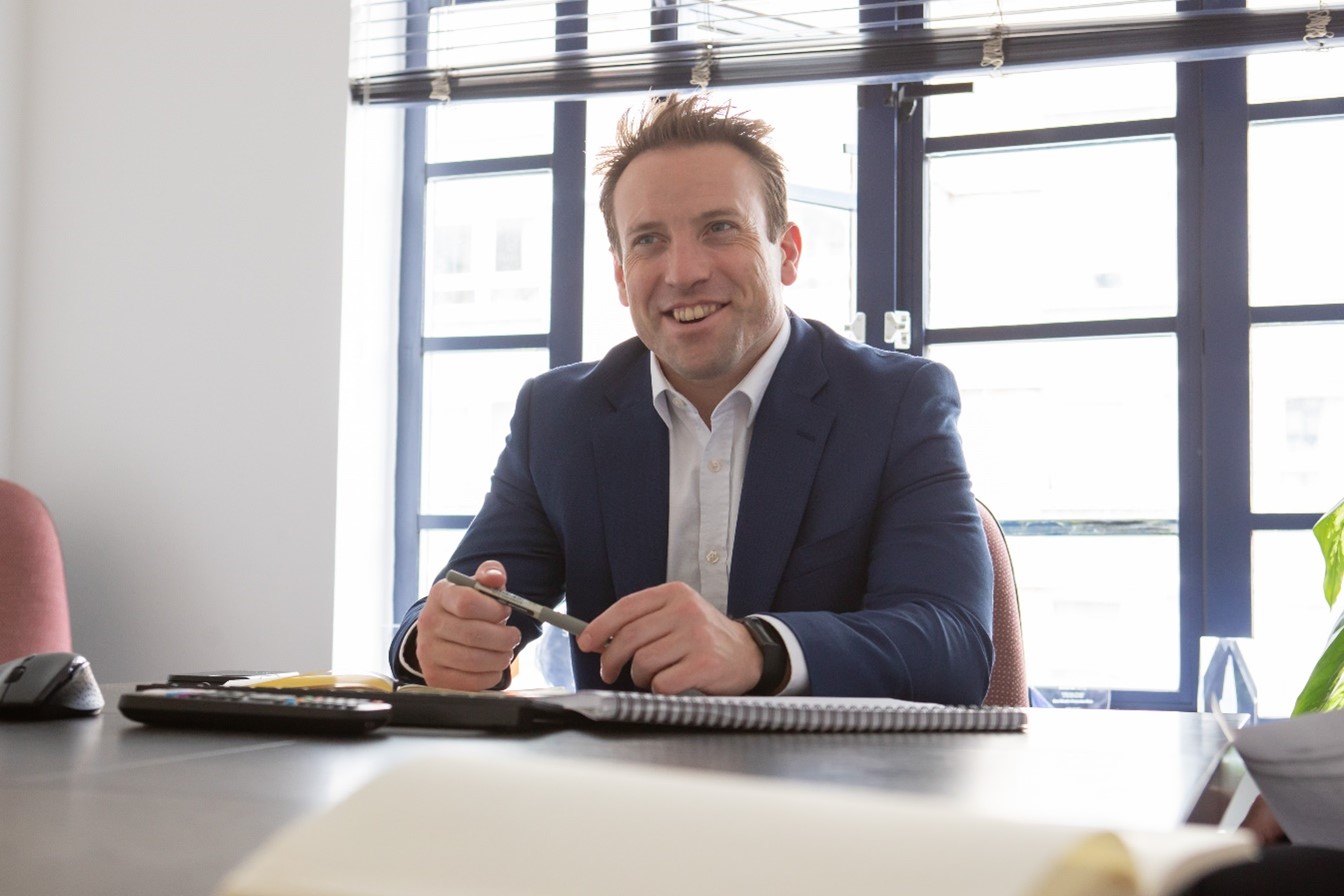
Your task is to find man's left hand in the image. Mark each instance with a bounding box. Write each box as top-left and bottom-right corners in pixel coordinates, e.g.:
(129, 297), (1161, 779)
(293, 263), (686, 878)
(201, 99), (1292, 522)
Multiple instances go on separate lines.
(576, 583), (763, 695)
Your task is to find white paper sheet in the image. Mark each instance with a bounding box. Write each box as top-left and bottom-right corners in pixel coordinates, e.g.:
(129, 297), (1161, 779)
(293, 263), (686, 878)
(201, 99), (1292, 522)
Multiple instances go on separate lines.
(215, 752), (1255, 896)
(1232, 708), (1344, 848)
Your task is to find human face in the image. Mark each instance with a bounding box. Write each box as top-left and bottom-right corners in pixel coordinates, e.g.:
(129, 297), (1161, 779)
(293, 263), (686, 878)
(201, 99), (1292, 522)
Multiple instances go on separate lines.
(610, 142), (801, 414)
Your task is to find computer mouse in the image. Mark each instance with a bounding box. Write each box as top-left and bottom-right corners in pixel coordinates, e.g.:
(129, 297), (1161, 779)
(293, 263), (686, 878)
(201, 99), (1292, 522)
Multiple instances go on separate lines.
(0, 651), (105, 719)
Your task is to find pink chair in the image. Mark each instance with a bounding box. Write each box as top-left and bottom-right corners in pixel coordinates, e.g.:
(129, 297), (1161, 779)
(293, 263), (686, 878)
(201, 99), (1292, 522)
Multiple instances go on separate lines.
(978, 499), (1028, 707)
(0, 480), (72, 662)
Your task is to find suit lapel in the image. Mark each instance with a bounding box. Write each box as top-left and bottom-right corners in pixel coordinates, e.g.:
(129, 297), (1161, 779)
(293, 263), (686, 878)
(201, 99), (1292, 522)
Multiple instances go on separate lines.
(728, 319), (833, 617)
(593, 358), (670, 600)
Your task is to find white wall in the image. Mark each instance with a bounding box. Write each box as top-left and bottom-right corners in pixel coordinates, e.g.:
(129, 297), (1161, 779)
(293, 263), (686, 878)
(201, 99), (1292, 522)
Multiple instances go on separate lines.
(7, 1), (353, 681)
(0, 0), (22, 477)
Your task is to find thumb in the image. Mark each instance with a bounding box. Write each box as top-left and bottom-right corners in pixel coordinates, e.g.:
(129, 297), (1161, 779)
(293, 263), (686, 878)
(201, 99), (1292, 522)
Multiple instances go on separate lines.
(475, 560), (507, 590)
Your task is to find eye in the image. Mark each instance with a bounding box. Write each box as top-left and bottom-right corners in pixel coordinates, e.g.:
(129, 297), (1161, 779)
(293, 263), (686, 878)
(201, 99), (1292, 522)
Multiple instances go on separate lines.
(708, 221), (735, 234)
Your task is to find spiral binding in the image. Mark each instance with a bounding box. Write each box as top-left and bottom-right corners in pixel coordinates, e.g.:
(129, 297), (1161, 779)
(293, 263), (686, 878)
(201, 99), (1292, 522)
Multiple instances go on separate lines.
(582, 692), (1027, 733)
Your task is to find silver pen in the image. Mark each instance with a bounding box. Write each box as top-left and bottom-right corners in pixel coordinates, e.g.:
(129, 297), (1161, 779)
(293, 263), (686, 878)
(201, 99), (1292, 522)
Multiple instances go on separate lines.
(445, 569), (589, 638)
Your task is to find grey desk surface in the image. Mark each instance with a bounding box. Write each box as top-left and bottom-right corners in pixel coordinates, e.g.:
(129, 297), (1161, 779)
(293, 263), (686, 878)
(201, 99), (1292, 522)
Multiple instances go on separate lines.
(2, 684), (1240, 896)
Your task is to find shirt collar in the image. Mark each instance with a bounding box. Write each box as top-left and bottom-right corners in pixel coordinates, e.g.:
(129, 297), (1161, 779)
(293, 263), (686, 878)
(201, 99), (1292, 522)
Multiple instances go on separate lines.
(650, 315), (792, 427)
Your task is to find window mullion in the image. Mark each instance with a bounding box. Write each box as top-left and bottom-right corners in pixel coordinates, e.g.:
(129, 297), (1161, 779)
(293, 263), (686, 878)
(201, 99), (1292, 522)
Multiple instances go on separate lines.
(855, 83), (898, 351)
(1197, 58), (1253, 639)
(392, 4), (433, 621)
(550, 101), (586, 368)
(1168, 59), (1212, 711)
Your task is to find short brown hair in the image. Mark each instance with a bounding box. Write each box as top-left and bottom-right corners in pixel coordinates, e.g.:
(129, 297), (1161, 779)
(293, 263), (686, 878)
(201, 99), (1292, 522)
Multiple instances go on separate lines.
(594, 93), (789, 252)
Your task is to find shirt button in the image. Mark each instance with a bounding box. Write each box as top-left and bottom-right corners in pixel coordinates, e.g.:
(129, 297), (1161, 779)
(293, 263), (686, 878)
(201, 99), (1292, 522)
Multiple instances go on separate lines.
(706, 550), (721, 564)
(708, 459), (722, 473)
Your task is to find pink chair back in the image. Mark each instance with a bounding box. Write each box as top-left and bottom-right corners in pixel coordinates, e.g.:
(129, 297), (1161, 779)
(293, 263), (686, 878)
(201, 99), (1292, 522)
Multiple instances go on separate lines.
(978, 500), (1028, 707)
(0, 480), (72, 662)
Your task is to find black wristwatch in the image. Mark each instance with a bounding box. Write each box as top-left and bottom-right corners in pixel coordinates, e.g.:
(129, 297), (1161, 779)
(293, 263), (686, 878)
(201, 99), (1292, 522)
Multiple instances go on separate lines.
(741, 617), (788, 696)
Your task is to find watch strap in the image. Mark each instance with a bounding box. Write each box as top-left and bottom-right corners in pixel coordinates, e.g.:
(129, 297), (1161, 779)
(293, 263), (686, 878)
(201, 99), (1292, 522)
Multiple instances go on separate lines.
(741, 617), (788, 696)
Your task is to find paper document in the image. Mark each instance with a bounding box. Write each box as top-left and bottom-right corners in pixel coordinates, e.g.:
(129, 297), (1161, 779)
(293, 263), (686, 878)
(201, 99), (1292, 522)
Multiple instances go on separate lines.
(215, 753), (1255, 896)
(1228, 708), (1344, 849)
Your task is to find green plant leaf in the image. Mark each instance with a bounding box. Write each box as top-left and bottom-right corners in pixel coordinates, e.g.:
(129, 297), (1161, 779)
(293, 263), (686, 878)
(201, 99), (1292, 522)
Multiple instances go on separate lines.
(1293, 611), (1344, 715)
(1316, 497), (1344, 610)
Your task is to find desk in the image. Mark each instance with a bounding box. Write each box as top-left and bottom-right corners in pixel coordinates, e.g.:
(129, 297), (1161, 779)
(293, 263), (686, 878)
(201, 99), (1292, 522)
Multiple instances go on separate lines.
(2, 684), (1239, 896)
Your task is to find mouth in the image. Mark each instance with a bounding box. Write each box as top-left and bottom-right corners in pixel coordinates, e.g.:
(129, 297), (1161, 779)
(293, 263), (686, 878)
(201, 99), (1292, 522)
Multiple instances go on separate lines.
(669, 303), (724, 324)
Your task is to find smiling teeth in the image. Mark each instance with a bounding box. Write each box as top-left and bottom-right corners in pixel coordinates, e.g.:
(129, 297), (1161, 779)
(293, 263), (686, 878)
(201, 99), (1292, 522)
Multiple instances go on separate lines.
(673, 304), (717, 323)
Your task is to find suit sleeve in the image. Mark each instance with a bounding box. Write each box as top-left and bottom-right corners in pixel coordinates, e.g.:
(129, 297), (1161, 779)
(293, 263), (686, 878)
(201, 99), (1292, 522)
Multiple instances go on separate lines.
(768, 360), (995, 705)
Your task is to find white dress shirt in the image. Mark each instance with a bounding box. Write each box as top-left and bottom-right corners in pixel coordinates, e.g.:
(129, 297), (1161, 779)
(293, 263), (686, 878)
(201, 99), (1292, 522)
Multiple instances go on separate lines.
(649, 320), (810, 695)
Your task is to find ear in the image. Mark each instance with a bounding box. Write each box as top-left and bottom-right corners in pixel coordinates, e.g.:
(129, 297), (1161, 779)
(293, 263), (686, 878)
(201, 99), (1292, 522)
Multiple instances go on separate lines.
(777, 223), (802, 287)
(612, 250), (631, 307)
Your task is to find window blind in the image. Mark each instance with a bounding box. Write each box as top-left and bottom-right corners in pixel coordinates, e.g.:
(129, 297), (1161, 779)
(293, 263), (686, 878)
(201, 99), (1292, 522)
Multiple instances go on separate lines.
(349, 1), (1338, 104)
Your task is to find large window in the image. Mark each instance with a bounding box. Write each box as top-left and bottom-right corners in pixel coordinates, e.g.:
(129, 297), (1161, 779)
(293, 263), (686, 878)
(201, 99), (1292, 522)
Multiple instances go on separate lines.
(379, 1), (1344, 713)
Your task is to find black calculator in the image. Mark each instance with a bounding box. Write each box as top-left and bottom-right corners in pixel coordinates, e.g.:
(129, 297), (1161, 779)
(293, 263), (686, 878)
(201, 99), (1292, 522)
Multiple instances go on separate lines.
(119, 688), (393, 736)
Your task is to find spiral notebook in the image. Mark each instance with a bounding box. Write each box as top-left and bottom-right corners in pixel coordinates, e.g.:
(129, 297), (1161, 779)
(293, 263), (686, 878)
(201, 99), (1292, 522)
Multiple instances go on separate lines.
(543, 691), (1027, 733)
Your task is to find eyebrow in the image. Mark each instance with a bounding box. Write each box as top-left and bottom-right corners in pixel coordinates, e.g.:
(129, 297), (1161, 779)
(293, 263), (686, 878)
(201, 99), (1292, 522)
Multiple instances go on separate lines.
(624, 206), (749, 237)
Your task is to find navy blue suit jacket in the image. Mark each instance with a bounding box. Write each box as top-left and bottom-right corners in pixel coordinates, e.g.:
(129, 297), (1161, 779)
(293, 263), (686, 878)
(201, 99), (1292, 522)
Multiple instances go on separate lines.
(391, 316), (994, 704)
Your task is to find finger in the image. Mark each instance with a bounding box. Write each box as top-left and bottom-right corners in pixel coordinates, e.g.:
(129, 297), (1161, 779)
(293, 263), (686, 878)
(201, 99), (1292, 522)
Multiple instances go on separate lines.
(418, 663), (509, 692)
(648, 666), (700, 696)
(422, 629), (518, 674)
(415, 618), (520, 691)
(416, 639), (515, 691)
(603, 607), (698, 687)
(432, 577), (511, 624)
(628, 635), (690, 692)
(473, 560), (507, 590)
(577, 586), (667, 653)
(419, 611), (522, 656)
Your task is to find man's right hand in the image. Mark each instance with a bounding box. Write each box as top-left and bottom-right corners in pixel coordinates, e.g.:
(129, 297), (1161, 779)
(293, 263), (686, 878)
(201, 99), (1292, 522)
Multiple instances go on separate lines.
(414, 561), (521, 691)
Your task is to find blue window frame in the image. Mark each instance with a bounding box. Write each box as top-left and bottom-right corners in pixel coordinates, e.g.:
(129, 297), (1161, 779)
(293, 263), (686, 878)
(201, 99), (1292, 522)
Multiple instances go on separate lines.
(389, 0), (1344, 710)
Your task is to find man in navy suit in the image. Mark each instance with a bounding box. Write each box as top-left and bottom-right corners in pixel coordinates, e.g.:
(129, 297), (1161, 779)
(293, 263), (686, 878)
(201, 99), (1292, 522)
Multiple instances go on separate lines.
(389, 93), (993, 704)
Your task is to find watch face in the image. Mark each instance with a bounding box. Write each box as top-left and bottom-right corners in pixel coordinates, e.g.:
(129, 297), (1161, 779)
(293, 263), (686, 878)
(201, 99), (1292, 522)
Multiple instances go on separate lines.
(747, 618), (782, 648)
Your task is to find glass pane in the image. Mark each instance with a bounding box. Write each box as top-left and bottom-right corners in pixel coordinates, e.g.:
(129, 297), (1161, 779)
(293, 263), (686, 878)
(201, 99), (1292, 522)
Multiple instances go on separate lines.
(723, 84), (858, 196)
(582, 84), (859, 360)
(1251, 529), (1339, 719)
(348, 2), (406, 80)
(928, 0), (1172, 29)
(786, 201), (858, 339)
(1250, 322), (1344, 513)
(587, 0), (652, 53)
(676, 0), (857, 42)
(928, 139), (1176, 328)
(418, 529), (466, 598)
(1248, 117), (1344, 308)
(1012, 534), (1180, 692)
(1248, 50), (1344, 105)
(928, 63), (1174, 138)
(428, 2), (555, 71)
(427, 101), (553, 163)
(425, 173), (552, 337)
(1248, 0), (1344, 104)
(583, 95), (642, 362)
(420, 349), (550, 515)
(929, 336), (1179, 522)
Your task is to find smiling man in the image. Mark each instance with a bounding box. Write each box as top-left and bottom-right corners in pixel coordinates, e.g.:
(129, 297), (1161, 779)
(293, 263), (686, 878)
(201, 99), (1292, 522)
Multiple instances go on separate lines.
(389, 94), (994, 704)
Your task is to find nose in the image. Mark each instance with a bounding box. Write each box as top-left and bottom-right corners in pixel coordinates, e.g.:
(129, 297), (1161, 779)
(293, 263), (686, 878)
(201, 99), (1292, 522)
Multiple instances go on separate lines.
(662, 238), (711, 290)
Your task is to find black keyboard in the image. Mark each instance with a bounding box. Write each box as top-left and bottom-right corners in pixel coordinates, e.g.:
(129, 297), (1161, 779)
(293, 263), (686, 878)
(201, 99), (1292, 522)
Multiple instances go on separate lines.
(119, 687), (392, 736)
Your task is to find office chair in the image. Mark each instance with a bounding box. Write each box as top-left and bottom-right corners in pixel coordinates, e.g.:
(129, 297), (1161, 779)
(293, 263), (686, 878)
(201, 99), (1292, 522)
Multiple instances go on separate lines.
(977, 499), (1028, 707)
(0, 479), (72, 662)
